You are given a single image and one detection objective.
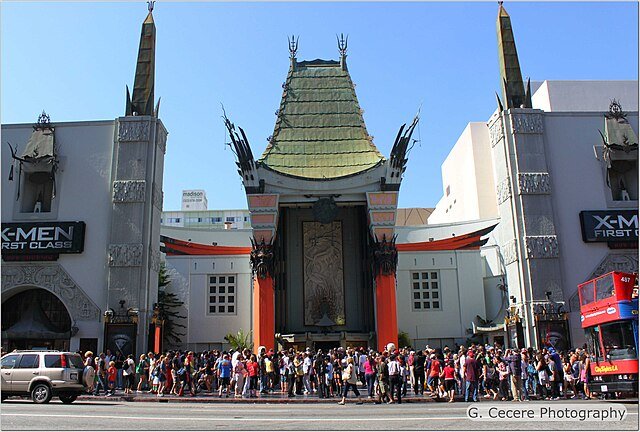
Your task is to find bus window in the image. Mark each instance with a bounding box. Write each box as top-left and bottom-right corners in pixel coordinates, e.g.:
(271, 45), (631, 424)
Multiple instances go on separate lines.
(580, 283), (595, 306)
(585, 326), (604, 362)
(600, 321), (638, 361)
(595, 274), (615, 302)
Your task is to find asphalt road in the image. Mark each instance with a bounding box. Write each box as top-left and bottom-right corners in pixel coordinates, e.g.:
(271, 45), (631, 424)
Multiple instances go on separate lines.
(1, 399), (638, 430)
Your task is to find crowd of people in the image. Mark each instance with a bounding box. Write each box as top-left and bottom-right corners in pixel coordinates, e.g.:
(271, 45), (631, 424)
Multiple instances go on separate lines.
(81, 342), (602, 403)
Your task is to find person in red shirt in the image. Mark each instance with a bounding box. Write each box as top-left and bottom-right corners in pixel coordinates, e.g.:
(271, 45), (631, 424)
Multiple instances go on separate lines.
(107, 361), (117, 395)
(427, 354), (441, 396)
(246, 354), (259, 398)
(441, 360), (456, 402)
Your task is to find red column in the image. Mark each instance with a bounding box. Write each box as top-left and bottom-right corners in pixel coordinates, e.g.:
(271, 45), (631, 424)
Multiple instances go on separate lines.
(375, 273), (398, 351)
(153, 325), (162, 354)
(253, 275), (275, 351)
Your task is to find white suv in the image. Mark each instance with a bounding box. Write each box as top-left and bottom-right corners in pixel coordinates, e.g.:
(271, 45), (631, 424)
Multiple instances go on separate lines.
(1, 350), (86, 404)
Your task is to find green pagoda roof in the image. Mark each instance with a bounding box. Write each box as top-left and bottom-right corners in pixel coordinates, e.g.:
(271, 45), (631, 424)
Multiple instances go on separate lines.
(258, 59), (385, 179)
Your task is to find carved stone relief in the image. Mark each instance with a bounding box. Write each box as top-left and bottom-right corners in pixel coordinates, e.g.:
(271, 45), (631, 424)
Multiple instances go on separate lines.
(587, 253), (638, 281)
(156, 126), (167, 154)
(303, 221), (345, 326)
(496, 177), (512, 204)
(501, 240), (518, 265)
(108, 244), (144, 267)
(149, 247), (161, 273)
(118, 120), (150, 142)
(489, 116), (504, 148)
(152, 183), (163, 210)
(1, 264), (101, 321)
(113, 180), (146, 203)
(518, 173), (551, 195)
(524, 235), (559, 259)
(510, 113), (544, 134)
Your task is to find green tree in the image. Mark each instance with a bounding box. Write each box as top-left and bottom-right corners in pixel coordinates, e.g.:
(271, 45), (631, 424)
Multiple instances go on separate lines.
(398, 331), (412, 349)
(157, 262), (186, 347)
(224, 329), (253, 351)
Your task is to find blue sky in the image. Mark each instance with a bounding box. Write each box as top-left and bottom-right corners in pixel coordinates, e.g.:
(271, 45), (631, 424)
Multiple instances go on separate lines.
(2, 1), (638, 211)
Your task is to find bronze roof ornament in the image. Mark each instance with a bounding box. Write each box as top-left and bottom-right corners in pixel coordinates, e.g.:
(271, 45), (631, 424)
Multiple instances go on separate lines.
(125, 3), (156, 116)
(337, 33), (348, 71)
(288, 35), (299, 59)
(337, 33), (348, 56)
(496, 2), (531, 111)
(604, 99), (627, 121)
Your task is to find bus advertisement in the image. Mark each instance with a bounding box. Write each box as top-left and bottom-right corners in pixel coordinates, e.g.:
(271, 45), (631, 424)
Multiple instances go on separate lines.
(578, 271), (638, 395)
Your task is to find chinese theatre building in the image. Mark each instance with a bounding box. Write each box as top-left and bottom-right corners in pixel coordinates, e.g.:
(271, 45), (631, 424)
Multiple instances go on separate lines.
(161, 37), (497, 352)
(224, 37), (418, 351)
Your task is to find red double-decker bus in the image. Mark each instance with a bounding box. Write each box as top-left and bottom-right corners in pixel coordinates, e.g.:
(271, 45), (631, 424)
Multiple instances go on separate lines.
(578, 271), (638, 395)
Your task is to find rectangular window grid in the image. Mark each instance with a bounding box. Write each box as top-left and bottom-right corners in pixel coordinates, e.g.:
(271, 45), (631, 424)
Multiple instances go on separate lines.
(411, 271), (441, 311)
(207, 274), (237, 315)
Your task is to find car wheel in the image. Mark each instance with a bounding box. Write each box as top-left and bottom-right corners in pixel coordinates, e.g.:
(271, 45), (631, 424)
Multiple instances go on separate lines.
(59, 393), (78, 404)
(31, 383), (52, 404)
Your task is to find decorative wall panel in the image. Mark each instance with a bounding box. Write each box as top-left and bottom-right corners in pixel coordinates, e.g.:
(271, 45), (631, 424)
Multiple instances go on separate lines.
(524, 235), (559, 259)
(113, 180), (146, 203)
(510, 113), (544, 134)
(489, 116), (504, 148)
(108, 243), (144, 267)
(1, 264), (100, 321)
(502, 240), (518, 265)
(118, 120), (150, 142)
(518, 173), (551, 195)
(496, 177), (512, 204)
(303, 221), (345, 326)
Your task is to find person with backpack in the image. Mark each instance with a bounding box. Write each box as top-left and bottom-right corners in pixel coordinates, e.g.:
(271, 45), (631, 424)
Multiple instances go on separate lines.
(217, 353), (232, 398)
(122, 354), (136, 395)
(93, 353), (109, 396)
(482, 356), (499, 400)
(136, 353), (149, 392)
(314, 350), (328, 398)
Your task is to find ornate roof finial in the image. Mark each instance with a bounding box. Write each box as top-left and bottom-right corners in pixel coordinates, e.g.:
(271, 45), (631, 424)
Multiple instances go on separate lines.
(37, 110), (51, 127)
(337, 33), (348, 56)
(337, 33), (348, 71)
(605, 99), (627, 121)
(496, 1), (530, 109)
(126, 2), (157, 116)
(288, 35), (298, 59)
(147, 1), (155, 13)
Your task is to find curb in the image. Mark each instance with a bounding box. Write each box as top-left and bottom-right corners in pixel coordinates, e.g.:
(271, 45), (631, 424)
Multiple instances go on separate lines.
(77, 395), (437, 404)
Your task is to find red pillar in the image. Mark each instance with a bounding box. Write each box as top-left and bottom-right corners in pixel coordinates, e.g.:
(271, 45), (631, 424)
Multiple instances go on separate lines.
(375, 273), (399, 351)
(253, 275), (275, 351)
(153, 325), (162, 354)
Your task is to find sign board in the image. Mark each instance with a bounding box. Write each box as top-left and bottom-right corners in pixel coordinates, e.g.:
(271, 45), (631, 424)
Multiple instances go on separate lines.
(181, 189), (207, 211)
(579, 210), (638, 243)
(1, 221), (85, 256)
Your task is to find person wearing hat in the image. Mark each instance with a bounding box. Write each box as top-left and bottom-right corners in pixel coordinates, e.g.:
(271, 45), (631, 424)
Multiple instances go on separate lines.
(462, 350), (480, 402)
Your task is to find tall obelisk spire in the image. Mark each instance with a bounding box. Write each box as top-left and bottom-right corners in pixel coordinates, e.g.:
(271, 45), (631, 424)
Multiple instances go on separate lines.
(126, 1), (156, 116)
(496, 2), (531, 110)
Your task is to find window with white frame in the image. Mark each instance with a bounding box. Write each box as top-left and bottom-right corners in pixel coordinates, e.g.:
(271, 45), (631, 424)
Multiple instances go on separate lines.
(207, 275), (236, 315)
(411, 271), (441, 311)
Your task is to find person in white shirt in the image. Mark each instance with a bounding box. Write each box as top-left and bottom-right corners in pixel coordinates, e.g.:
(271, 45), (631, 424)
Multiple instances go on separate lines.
(388, 355), (402, 404)
(358, 351), (367, 385)
(302, 351), (313, 394)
